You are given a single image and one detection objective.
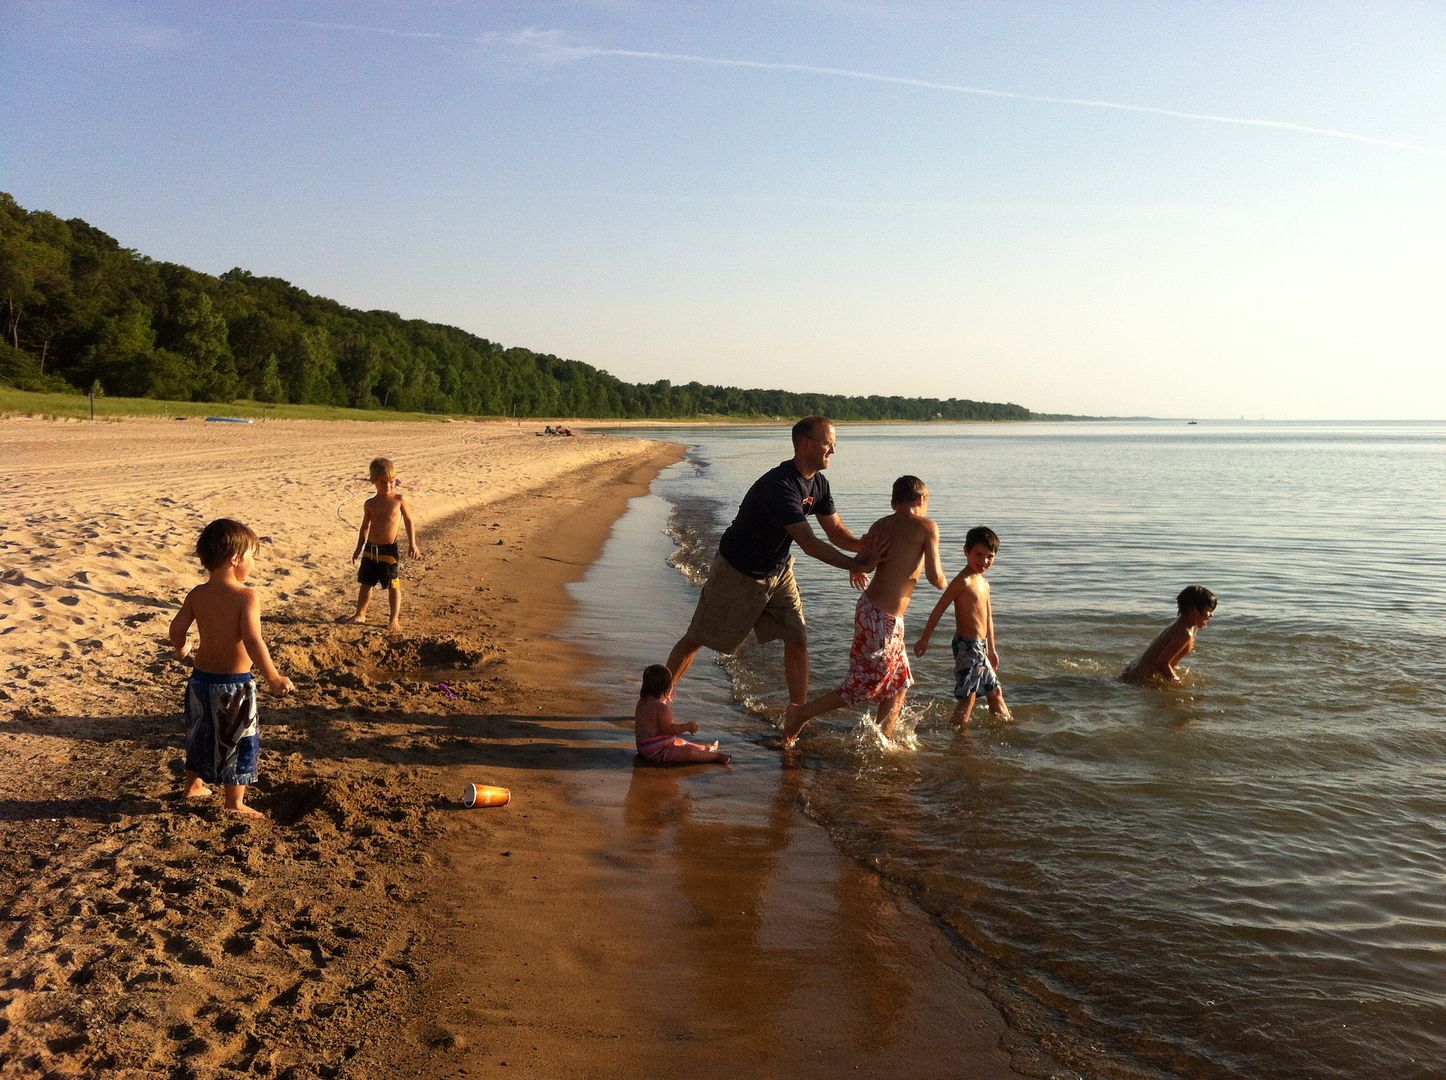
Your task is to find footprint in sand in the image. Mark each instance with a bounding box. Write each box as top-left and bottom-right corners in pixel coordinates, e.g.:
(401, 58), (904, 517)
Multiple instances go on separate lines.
(1, 569), (26, 586)
(59, 596), (80, 606)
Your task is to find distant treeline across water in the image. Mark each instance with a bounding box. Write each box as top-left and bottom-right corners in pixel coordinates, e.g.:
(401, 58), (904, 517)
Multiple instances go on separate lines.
(1, 193), (1040, 421)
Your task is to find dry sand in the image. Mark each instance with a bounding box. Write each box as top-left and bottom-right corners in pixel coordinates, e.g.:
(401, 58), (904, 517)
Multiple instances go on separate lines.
(1, 416), (1035, 1079)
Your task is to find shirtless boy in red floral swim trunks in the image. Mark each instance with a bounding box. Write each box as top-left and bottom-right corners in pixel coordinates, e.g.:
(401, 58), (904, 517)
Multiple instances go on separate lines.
(781, 476), (945, 747)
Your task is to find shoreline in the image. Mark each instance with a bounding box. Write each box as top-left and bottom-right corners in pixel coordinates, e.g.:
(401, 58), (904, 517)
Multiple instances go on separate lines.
(0, 416), (1033, 1078)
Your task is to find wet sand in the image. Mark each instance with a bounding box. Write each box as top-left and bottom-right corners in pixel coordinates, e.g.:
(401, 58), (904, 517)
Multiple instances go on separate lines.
(0, 415), (1031, 1078)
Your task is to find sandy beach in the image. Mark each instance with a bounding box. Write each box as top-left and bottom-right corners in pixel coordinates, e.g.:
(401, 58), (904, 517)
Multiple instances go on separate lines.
(1, 416), (1031, 1079)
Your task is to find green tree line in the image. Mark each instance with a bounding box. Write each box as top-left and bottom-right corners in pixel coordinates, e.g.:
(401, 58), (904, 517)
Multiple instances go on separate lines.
(1, 193), (1036, 421)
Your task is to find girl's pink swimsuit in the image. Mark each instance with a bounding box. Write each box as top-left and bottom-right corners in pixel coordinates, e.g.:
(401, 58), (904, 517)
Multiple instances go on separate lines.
(636, 732), (699, 763)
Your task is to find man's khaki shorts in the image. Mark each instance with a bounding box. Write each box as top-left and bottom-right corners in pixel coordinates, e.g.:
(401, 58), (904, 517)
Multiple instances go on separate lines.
(685, 555), (806, 654)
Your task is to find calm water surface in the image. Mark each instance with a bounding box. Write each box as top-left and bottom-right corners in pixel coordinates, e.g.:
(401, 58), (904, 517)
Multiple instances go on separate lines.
(571, 421), (1446, 1079)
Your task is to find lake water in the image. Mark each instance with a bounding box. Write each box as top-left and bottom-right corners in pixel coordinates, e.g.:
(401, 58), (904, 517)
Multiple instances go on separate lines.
(569, 420), (1446, 1079)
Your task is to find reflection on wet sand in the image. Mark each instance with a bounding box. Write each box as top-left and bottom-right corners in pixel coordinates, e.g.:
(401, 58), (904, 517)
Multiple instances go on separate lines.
(616, 758), (1024, 1077)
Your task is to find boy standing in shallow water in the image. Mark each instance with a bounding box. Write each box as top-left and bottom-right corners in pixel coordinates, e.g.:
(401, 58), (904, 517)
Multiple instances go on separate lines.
(1120, 585), (1217, 685)
(782, 476), (946, 747)
(342, 457), (421, 632)
(169, 519), (293, 817)
(914, 525), (1013, 728)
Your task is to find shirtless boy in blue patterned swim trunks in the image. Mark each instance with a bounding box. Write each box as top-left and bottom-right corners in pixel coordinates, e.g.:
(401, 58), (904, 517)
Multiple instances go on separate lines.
(914, 526), (1013, 728)
(342, 457), (422, 632)
(169, 519), (293, 816)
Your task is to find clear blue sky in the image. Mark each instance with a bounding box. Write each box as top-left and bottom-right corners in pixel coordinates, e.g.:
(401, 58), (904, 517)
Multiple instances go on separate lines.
(6, 1), (1444, 418)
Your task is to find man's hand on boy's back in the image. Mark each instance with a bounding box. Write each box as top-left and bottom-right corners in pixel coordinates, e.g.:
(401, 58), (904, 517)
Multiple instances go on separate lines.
(857, 530), (889, 572)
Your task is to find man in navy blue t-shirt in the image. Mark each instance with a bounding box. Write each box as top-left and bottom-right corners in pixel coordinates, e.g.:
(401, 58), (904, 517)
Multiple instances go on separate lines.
(664, 416), (881, 708)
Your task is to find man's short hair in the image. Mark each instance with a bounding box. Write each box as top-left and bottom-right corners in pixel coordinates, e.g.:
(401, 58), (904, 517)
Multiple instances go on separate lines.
(195, 518), (260, 570)
(791, 415), (831, 450)
(369, 457), (396, 481)
(964, 525), (999, 553)
(1176, 585), (1218, 615)
(891, 475), (927, 505)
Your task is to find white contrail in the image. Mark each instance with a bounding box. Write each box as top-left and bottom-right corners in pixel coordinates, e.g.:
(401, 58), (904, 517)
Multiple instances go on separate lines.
(258, 19), (447, 41)
(494, 31), (1445, 159)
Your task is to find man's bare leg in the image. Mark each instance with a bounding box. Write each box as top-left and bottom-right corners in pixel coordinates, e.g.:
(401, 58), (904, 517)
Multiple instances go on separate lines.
(783, 638), (809, 706)
(664, 636), (702, 699)
(387, 584), (401, 632)
(782, 688), (845, 747)
(987, 688), (1013, 720)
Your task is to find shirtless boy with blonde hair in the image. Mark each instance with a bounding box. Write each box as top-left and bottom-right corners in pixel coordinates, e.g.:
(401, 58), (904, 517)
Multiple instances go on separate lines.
(914, 525), (1013, 728)
(782, 476), (945, 746)
(342, 457), (422, 631)
(169, 518), (293, 817)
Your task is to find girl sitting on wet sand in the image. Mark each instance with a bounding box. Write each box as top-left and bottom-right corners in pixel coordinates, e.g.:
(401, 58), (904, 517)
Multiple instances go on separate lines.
(635, 665), (731, 766)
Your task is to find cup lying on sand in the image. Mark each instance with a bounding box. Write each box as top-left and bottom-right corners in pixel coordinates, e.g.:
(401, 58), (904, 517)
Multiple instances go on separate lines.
(462, 783), (511, 808)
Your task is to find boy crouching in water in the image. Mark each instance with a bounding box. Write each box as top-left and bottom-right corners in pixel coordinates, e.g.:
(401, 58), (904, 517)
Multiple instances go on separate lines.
(1120, 585), (1217, 685)
(635, 665), (731, 765)
(782, 476), (945, 747)
(342, 456), (422, 632)
(169, 519), (293, 817)
(914, 525), (1013, 728)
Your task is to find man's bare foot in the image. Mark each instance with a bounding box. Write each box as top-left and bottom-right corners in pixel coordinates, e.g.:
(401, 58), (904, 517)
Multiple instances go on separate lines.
(225, 803), (266, 818)
(781, 704), (802, 749)
(183, 782), (212, 799)
(338, 613), (364, 624)
(387, 620), (402, 632)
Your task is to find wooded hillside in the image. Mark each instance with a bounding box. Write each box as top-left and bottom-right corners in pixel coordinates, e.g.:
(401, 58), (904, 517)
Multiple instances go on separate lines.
(1, 194), (1035, 421)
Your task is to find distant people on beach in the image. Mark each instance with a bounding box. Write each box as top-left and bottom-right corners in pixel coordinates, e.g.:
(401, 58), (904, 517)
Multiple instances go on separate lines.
(1120, 585), (1217, 685)
(664, 416), (883, 708)
(914, 526), (1013, 728)
(169, 519), (293, 817)
(634, 665), (731, 765)
(541, 425), (574, 436)
(341, 457), (421, 632)
(782, 476), (945, 747)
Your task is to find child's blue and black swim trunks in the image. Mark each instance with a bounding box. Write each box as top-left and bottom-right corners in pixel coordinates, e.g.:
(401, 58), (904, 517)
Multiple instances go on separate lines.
(184, 670), (260, 786)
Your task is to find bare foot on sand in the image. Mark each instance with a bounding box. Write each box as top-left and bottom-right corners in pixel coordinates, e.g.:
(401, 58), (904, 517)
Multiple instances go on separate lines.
(387, 620), (402, 632)
(337, 613), (364, 624)
(183, 781), (212, 799)
(225, 802), (266, 818)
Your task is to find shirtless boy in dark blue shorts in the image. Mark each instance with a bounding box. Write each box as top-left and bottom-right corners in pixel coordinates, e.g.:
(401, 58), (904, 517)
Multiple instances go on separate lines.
(169, 519), (293, 816)
(342, 457), (422, 632)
